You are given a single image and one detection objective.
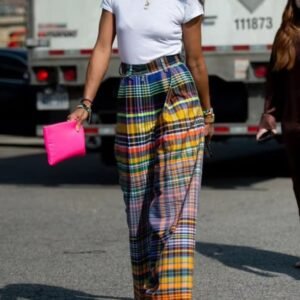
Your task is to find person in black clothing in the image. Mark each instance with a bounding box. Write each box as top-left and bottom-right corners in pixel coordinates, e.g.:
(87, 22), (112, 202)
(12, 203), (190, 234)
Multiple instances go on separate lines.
(257, 0), (300, 268)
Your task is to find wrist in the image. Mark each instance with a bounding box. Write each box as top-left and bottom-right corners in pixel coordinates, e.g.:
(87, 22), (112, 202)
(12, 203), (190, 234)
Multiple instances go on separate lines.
(203, 107), (213, 116)
(81, 97), (93, 107)
(77, 100), (92, 123)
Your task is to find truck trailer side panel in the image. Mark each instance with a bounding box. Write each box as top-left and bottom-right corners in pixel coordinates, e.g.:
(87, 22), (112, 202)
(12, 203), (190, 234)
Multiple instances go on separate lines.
(26, 0), (286, 156)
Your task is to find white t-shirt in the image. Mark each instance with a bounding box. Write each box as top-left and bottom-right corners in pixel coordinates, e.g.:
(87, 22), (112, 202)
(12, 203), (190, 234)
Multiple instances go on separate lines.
(102, 0), (204, 64)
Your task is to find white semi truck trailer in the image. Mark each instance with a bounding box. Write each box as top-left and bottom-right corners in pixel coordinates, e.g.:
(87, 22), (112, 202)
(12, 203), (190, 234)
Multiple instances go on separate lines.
(26, 0), (286, 163)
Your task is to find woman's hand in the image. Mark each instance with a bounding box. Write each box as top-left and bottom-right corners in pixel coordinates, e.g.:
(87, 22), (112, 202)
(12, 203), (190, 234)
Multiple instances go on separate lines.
(204, 123), (214, 141)
(67, 107), (89, 131)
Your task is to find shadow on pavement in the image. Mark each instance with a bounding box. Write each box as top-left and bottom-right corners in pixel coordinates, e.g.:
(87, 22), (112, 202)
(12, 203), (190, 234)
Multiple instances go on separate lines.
(0, 151), (119, 186)
(196, 242), (300, 280)
(0, 141), (290, 187)
(202, 147), (290, 189)
(0, 284), (133, 300)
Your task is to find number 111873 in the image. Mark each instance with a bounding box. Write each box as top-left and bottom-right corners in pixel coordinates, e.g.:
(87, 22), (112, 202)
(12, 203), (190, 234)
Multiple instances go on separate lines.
(234, 17), (273, 30)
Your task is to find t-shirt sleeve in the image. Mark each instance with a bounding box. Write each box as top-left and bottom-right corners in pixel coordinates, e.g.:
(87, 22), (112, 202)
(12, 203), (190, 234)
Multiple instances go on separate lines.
(102, 0), (113, 13)
(183, 0), (204, 23)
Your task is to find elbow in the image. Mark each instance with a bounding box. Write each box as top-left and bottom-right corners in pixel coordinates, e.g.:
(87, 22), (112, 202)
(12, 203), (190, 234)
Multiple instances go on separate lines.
(94, 43), (112, 57)
(186, 56), (206, 73)
(90, 44), (112, 67)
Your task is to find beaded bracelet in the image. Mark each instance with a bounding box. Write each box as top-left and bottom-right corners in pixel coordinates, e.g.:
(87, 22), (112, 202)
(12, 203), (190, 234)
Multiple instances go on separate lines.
(76, 103), (92, 124)
(81, 98), (93, 106)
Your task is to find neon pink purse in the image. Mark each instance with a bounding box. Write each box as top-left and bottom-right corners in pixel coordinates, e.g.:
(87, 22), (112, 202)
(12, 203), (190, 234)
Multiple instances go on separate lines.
(43, 121), (86, 166)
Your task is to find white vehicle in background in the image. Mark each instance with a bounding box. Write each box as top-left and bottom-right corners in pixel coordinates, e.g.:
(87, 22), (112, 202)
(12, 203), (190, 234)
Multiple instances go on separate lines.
(26, 0), (286, 163)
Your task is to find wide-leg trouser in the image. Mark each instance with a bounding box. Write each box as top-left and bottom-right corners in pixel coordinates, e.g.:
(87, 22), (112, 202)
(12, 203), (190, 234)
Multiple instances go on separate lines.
(115, 57), (204, 300)
(284, 131), (300, 216)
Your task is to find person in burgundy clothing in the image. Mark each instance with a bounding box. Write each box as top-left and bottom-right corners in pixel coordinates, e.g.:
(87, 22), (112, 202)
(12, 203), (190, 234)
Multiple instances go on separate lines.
(257, 0), (300, 268)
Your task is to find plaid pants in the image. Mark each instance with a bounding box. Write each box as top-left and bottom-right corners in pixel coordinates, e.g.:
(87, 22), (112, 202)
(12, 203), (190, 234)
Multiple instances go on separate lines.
(115, 55), (204, 300)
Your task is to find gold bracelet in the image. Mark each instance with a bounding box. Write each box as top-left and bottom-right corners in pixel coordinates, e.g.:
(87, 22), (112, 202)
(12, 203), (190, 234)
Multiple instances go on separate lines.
(203, 107), (214, 117)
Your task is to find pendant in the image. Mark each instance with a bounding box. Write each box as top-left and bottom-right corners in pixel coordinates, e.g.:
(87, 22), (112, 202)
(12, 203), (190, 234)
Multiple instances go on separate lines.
(144, 0), (150, 10)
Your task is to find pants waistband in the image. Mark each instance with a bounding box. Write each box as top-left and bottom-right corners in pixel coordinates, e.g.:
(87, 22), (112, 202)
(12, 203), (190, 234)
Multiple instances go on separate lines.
(119, 54), (183, 76)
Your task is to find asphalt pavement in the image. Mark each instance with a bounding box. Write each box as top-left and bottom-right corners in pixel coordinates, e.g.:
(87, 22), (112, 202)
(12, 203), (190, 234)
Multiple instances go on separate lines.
(0, 138), (299, 300)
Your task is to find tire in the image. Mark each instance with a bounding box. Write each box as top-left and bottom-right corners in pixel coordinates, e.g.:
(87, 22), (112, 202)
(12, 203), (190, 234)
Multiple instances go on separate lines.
(100, 136), (116, 165)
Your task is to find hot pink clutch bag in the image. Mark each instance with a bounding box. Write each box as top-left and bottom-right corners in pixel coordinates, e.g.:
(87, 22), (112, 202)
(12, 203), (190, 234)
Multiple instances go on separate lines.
(43, 121), (86, 166)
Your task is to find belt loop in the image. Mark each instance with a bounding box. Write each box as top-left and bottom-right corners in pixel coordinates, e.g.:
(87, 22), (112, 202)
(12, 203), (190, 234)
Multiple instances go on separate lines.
(119, 64), (124, 76)
(160, 56), (168, 72)
(125, 65), (132, 76)
(119, 63), (133, 77)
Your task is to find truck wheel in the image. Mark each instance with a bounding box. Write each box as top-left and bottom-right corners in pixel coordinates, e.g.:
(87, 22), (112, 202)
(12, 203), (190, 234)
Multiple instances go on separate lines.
(86, 136), (102, 151)
(101, 136), (116, 165)
(209, 76), (248, 122)
(86, 113), (102, 151)
(275, 135), (283, 144)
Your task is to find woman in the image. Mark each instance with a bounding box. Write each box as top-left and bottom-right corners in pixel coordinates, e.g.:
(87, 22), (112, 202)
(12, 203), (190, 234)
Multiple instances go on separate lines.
(257, 0), (300, 267)
(69, 0), (214, 298)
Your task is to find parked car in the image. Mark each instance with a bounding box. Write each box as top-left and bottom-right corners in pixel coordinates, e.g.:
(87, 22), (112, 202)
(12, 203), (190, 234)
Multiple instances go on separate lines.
(0, 48), (36, 135)
(7, 28), (26, 48)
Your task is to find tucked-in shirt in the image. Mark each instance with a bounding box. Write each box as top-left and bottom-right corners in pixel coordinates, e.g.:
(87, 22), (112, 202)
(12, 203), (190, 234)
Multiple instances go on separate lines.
(102, 0), (204, 64)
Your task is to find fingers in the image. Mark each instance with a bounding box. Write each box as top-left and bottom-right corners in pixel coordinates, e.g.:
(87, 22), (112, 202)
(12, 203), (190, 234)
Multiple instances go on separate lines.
(67, 114), (81, 131)
(67, 108), (88, 131)
(75, 111), (88, 132)
(76, 120), (83, 132)
(204, 124), (214, 141)
(256, 128), (267, 141)
(67, 114), (75, 121)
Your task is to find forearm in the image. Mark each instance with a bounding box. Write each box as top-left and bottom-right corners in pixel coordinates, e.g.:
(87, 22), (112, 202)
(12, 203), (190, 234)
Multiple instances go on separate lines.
(263, 73), (280, 118)
(264, 96), (277, 115)
(83, 46), (111, 101)
(187, 58), (211, 110)
(182, 17), (214, 137)
(263, 52), (279, 116)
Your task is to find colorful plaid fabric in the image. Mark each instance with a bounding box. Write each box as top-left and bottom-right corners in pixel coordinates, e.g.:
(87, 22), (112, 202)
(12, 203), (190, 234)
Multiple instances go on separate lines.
(115, 56), (204, 300)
